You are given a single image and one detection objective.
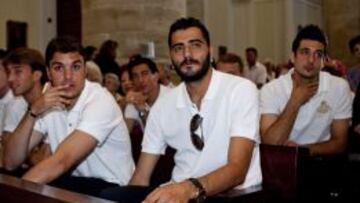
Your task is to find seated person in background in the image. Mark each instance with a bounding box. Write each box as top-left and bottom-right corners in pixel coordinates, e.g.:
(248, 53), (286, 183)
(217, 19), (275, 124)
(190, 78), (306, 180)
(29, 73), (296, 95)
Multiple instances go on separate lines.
(260, 25), (352, 156)
(3, 48), (50, 171)
(322, 55), (347, 78)
(347, 35), (360, 92)
(124, 56), (171, 132)
(353, 83), (360, 135)
(349, 82), (360, 151)
(3, 36), (134, 197)
(216, 52), (244, 77)
(86, 61), (103, 84)
(117, 65), (135, 111)
(244, 47), (267, 88)
(83, 45), (103, 84)
(157, 62), (175, 88)
(101, 17), (261, 203)
(103, 72), (122, 102)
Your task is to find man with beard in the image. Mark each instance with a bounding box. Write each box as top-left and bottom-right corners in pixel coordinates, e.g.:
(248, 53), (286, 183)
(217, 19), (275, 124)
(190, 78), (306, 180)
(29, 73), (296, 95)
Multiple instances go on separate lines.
(101, 17), (261, 203)
(260, 25), (352, 156)
(3, 36), (134, 197)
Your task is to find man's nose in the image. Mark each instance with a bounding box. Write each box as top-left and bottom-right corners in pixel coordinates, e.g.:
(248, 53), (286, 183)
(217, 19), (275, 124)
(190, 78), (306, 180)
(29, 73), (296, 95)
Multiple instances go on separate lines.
(183, 45), (193, 58)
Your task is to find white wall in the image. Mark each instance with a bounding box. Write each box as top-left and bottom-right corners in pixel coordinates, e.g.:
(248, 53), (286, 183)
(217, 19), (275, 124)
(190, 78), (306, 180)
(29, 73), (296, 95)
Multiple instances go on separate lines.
(0, 0), (56, 53)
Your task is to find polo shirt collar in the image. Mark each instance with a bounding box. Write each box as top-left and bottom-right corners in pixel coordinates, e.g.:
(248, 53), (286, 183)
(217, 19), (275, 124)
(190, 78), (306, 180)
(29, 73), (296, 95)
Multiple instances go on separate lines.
(176, 69), (219, 109)
(68, 80), (89, 113)
(284, 68), (330, 95)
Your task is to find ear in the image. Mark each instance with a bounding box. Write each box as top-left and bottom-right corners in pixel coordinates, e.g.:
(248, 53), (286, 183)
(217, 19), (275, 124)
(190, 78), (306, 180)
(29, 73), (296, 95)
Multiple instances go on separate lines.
(290, 52), (295, 64)
(152, 72), (160, 83)
(209, 45), (214, 59)
(33, 70), (42, 82)
(46, 67), (52, 82)
(83, 61), (88, 76)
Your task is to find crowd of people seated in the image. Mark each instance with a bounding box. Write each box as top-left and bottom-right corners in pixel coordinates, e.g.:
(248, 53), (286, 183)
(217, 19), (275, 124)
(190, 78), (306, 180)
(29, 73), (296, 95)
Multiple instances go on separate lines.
(0, 17), (360, 203)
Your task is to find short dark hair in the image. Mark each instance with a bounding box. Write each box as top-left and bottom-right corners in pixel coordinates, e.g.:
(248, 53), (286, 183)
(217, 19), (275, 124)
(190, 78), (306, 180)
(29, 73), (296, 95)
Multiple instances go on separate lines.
(5, 48), (48, 85)
(245, 47), (258, 56)
(292, 25), (327, 53)
(349, 35), (360, 54)
(127, 55), (158, 79)
(168, 17), (210, 47)
(45, 36), (84, 67)
(0, 49), (7, 60)
(83, 45), (97, 61)
(217, 53), (244, 72)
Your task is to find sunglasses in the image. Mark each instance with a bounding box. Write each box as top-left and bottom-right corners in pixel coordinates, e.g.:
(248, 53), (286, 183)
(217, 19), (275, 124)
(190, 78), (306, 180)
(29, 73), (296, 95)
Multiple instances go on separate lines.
(190, 114), (204, 151)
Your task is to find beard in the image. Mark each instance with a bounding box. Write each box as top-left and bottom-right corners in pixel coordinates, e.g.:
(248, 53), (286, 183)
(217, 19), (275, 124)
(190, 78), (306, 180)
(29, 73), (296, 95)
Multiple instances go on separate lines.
(172, 54), (211, 82)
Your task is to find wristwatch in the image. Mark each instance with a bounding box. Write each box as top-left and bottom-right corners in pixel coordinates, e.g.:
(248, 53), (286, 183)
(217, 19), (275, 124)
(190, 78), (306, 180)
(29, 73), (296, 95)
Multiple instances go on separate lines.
(27, 106), (38, 118)
(188, 178), (207, 203)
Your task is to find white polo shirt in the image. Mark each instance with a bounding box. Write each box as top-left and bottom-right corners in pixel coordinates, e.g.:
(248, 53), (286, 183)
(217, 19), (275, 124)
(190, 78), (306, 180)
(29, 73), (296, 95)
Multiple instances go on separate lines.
(34, 80), (135, 185)
(244, 62), (267, 86)
(260, 69), (353, 144)
(142, 70), (262, 189)
(124, 84), (172, 130)
(3, 96), (28, 133)
(0, 90), (16, 134)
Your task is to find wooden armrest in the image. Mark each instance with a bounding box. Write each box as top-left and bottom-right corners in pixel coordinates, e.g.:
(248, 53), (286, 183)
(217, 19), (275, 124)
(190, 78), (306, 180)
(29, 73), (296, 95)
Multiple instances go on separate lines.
(207, 184), (263, 203)
(0, 174), (115, 203)
(260, 144), (309, 201)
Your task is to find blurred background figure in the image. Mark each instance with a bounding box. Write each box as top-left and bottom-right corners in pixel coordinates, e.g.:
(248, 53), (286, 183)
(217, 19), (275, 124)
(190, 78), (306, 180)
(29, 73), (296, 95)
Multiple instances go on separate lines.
(157, 62), (175, 87)
(263, 58), (276, 82)
(117, 65), (135, 111)
(103, 72), (122, 102)
(322, 55), (347, 78)
(347, 35), (360, 92)
(216, 53), (244, 77)
(95, 40), (121, 76)
(83, 45), (103, 84)
(244, 47), (267, 88)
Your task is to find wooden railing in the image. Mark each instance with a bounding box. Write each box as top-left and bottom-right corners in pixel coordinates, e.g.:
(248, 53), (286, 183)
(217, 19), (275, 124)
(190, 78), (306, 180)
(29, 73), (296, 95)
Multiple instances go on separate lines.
(0, 174), (115, 203)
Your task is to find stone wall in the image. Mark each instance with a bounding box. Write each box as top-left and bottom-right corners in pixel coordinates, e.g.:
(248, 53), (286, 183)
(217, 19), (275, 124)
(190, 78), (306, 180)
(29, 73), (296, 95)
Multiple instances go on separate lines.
(82, 0), (186, 63)
(323, 0), (360, 67)
(81, 0), (360, 67)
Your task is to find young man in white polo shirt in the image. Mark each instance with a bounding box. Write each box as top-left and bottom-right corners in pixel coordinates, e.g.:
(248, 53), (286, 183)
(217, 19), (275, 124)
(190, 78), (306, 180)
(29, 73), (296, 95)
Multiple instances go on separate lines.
(260, 25), (352, 156)
(101, 17), (261, 203)
(2, 48), (49, 171)
(3, 36), (134, 196)
(124, 56), (171, 132)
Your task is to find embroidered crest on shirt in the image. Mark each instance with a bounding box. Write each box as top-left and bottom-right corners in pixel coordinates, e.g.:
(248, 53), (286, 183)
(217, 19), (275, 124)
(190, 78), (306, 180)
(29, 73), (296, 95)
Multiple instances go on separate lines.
(317, 101), (330, 113)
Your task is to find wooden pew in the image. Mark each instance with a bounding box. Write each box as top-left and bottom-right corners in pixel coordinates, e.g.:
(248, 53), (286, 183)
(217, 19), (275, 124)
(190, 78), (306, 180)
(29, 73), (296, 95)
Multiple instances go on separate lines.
(0, 174), (115, 203)
(260, 144), (309, 203)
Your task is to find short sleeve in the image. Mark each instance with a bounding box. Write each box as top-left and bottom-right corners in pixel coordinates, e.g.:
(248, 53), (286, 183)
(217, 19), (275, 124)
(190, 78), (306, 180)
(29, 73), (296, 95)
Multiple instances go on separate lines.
(76, 91), (125, 145)
(260, 83), (281, 115)
(141, 103), (167, 155)
(333, 80), (353, 119)
(3, 99), (27, 133)
(230, 81), (260, 142)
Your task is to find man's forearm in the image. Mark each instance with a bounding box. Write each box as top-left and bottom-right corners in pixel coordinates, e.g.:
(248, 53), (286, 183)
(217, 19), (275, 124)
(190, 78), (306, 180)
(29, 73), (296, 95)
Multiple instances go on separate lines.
(129, 152), (160, 186)
(306, 138), (346, 156)
(3, 111), (38, 170)
(22, 155), (67, 183)
(262, 100), (301, 145)
(196, 161), (250, 196)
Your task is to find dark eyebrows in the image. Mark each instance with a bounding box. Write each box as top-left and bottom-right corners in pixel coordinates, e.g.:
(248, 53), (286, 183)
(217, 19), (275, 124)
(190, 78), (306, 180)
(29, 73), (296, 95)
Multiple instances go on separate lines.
(189, 39), (205, 44)
(50, 59), (83, 66)
(171, 38), (205, 48)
